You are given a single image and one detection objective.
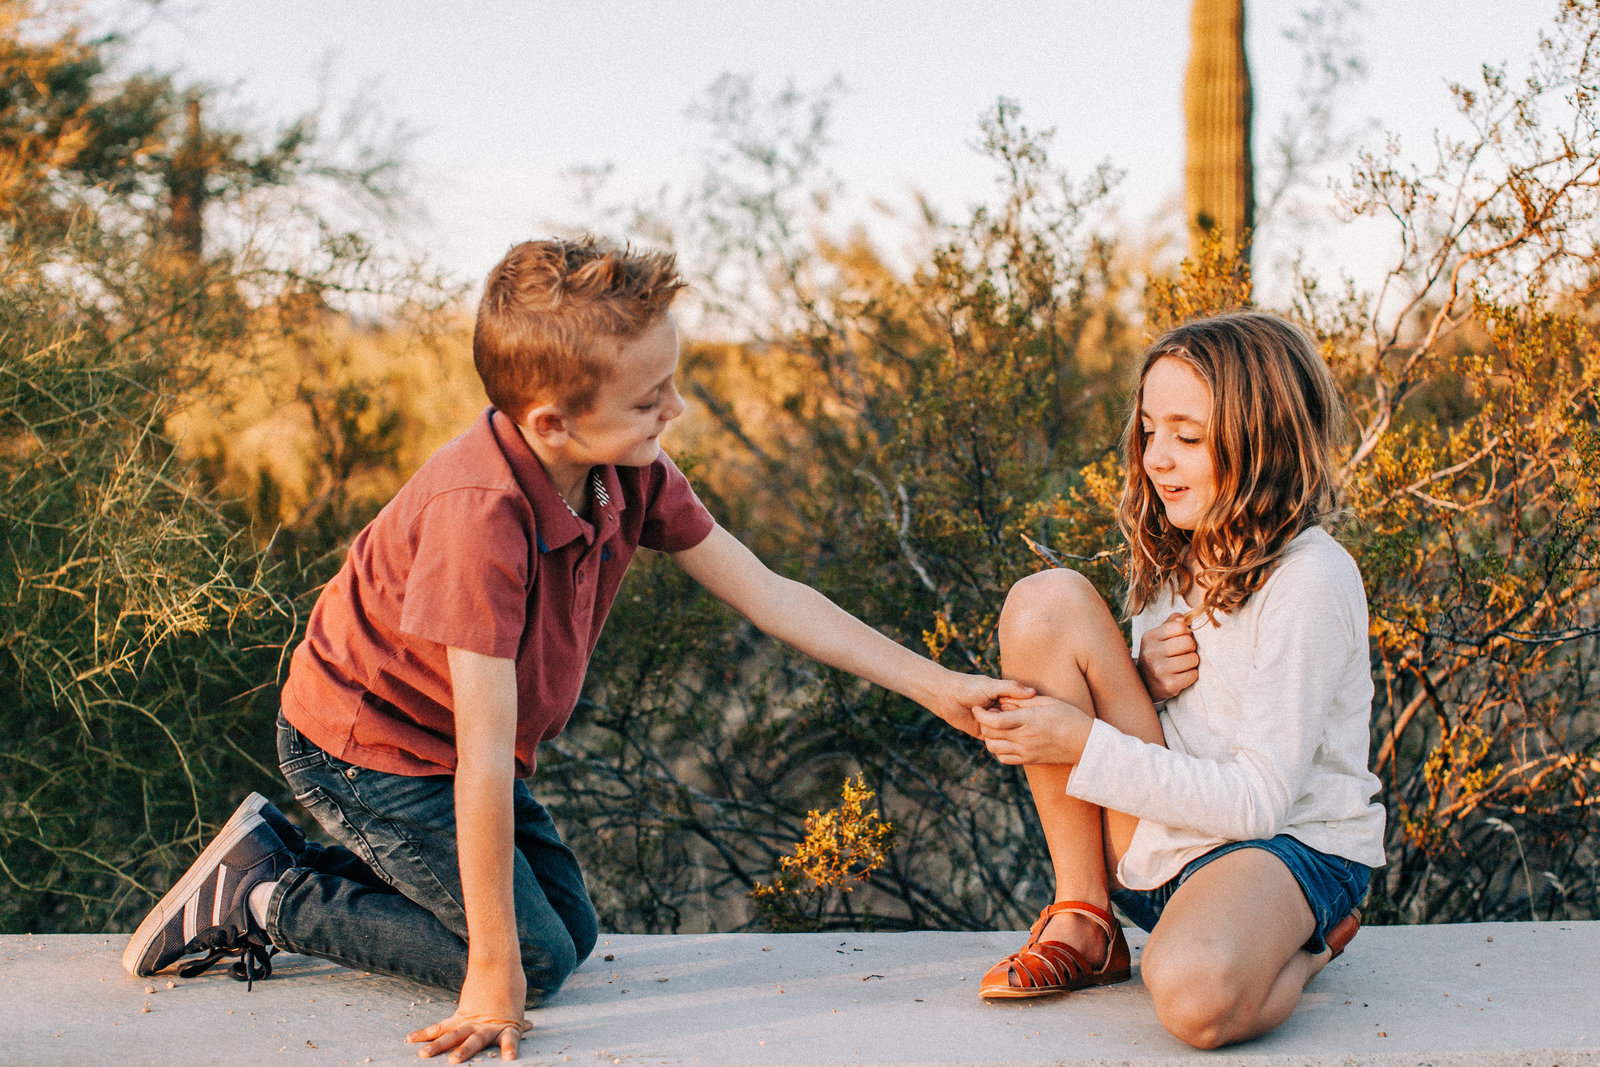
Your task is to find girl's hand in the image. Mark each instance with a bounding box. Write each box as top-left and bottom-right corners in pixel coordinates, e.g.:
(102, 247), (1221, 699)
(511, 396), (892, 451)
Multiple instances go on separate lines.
(1137, 612), (1198, 702)
(926, 669), (1035, 737)
(974, 694), (1093, 765)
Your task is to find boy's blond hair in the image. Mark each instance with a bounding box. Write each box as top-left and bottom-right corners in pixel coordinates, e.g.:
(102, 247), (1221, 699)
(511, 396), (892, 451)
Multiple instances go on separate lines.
(474, 237), (685, 420)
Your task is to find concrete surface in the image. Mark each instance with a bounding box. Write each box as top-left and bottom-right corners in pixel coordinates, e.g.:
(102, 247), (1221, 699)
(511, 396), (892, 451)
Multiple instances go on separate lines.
(1, 922), (1596, 1066)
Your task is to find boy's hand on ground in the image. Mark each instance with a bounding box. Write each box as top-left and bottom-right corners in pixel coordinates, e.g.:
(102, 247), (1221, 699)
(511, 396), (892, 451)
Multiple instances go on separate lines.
(407, 1010), (531, 1063)
(407, 964), (530, 1063)
(929, 669), (1034, 737)
(974, 694), (1092, 765)
(1137, 612), (1199, 703)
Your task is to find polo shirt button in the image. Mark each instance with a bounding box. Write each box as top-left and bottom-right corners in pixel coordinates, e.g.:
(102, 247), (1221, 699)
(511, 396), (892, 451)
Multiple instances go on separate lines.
(345, 767), (358, 780)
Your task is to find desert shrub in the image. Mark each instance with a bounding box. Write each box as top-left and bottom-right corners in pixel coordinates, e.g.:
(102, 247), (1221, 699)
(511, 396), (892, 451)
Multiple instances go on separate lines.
(0, 1), (445, 932)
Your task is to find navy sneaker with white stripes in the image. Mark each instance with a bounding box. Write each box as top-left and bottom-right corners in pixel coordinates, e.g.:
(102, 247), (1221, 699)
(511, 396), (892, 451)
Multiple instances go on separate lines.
(122, 794), (296, 988)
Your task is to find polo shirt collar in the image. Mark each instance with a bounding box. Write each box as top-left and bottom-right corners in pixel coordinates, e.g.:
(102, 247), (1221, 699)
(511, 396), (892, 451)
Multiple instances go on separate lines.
(489, 408), (624, 552)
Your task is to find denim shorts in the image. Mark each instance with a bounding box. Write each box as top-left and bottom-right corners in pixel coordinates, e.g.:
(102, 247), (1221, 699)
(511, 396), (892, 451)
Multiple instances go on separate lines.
(1109, 834), (1371, 955)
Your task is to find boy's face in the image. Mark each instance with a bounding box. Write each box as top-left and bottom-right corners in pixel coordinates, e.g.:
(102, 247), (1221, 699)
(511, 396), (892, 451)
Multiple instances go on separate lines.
(559, 314), (686, 468)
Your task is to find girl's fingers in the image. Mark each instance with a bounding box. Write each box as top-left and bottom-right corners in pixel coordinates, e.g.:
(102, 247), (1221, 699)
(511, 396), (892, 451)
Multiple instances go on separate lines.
(974, 707), (1024, 729)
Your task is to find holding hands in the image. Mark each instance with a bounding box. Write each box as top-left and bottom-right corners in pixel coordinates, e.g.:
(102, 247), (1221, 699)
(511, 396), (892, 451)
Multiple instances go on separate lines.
(974, 694), (1095, 766)
(1136, 612), (1198, 703)
(925, 669), (1035, 737)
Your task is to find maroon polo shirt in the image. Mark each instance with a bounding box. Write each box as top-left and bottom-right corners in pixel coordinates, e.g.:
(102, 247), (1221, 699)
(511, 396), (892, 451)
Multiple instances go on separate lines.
(280, 407), (715, 777)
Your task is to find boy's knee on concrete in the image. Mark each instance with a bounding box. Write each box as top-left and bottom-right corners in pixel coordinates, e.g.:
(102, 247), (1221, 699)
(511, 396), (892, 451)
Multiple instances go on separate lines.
(520, 928), (580, 1001)
(517, 897), (599, 997)
(567, 901), (599, 965)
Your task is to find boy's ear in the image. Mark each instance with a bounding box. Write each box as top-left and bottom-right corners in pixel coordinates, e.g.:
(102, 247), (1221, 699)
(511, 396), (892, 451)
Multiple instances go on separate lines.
(521, 403), (570, 445)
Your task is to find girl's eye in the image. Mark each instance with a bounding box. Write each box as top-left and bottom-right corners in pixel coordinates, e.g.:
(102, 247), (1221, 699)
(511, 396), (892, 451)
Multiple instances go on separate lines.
(1177, 435), (1201, 445)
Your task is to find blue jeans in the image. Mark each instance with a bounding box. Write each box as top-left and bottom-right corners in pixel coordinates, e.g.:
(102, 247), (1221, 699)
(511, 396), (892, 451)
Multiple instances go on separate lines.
(1109, 834), (1371, 955)
(268, 711), (597, 1005)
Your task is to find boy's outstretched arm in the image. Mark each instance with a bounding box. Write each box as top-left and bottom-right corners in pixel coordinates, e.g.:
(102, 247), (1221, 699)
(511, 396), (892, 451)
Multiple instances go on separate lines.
(407, 647), (531, 1064)
(671, 525), (1032, 735)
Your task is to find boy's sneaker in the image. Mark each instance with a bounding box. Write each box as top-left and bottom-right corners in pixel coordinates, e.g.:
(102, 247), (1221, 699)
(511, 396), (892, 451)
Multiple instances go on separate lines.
(122, 795), (296, 988)
(242, 791), (307, 855)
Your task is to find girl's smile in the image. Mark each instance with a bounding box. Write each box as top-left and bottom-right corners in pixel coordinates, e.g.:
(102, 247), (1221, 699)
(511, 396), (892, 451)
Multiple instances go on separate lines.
(1139, 356), (1216, 531)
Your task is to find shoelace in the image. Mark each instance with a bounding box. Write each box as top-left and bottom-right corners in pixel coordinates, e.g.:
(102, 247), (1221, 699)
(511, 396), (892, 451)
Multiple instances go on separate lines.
(178, 925), (278, 991)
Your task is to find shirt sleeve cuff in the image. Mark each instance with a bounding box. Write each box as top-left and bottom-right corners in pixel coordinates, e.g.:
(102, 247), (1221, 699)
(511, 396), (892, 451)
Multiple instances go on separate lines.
(1064, 717), (1129, 807)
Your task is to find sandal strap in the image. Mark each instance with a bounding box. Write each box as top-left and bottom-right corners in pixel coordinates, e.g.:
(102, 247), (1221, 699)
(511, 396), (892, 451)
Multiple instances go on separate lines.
(1006, 940), (1093, 989)
(1002, 899), (1121, 989)
(1029, 899), (1116, 942)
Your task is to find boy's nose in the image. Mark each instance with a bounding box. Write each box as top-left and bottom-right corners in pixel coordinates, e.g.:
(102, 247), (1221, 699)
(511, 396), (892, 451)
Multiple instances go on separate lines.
(661, 383), (687, 422)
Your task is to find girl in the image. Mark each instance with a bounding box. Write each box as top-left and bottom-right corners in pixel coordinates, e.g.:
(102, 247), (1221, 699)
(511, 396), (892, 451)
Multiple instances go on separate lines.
(973, 312), (1385, 1049)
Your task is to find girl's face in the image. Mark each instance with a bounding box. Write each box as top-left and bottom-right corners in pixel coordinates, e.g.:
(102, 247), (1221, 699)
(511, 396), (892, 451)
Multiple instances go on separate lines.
(1139, 356), (1216, 531)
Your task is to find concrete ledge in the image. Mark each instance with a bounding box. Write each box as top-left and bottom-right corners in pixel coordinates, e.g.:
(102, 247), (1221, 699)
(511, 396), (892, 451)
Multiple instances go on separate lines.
(3, 922), (1597, 1065)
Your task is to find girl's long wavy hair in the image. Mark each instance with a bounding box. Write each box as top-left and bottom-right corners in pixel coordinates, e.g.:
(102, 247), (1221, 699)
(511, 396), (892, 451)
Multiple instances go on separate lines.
(1118, 311), (1348, 620)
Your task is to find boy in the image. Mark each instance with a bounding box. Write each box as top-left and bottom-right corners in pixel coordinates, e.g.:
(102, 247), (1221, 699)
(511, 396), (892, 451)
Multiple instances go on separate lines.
(124, 238), (1028, 1064)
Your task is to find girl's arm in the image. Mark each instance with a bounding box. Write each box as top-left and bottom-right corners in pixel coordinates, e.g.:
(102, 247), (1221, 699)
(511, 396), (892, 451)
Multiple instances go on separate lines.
(1058, 547), (1370, 841)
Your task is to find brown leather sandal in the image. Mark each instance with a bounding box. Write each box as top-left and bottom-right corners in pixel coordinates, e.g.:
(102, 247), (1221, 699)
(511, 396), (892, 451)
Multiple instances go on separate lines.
(979, 900), (1132, 999)
(1325, 909), (1361, 959)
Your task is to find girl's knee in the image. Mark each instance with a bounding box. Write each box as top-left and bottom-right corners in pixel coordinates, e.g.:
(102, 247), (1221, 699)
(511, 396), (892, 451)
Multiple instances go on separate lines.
(999, 568), (1100, 644)
(1142, 940), (1251, 1049)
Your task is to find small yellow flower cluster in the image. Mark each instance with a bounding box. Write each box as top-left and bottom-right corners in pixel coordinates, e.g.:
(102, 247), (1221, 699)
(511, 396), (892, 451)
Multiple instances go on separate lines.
(777, 775), (893, 892)
(752, 776), (895, 929)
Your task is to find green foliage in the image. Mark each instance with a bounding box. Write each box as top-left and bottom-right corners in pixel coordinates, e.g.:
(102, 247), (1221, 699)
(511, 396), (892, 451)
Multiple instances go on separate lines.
(0, 1), (443, 933)
(0, 235), (292, 933)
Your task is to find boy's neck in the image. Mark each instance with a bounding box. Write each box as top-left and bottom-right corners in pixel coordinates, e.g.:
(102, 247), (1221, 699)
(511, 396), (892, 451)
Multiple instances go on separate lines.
(516, 424), (593, 516)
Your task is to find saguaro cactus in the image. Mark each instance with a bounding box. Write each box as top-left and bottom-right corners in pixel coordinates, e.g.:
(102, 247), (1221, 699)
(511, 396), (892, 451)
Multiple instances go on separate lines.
(1184, 0), (1254, 261)
(167, 95), (208, 260)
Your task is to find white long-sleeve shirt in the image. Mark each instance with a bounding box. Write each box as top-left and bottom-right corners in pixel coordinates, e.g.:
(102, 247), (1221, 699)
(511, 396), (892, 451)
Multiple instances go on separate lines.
(1065, 526), (1387, 890)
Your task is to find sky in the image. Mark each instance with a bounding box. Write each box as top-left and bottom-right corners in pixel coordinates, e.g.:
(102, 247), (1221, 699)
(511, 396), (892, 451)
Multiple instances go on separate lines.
(88, 0), (1562, 301)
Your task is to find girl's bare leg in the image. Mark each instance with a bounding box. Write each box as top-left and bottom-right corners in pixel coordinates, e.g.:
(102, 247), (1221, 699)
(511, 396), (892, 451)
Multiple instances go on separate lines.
(996, 569), (1165, 963)
(1139, 848), (1321, 1048)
